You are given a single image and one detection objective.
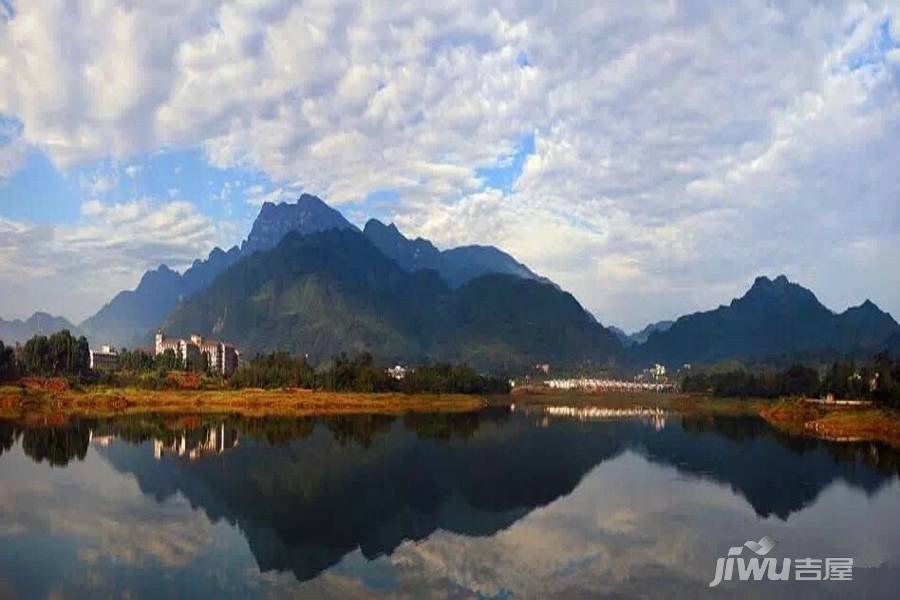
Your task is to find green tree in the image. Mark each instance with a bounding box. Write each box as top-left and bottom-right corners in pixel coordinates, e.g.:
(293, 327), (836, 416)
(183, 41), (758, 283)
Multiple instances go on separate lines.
(156, 348), (181, 371)
(19, 330), (89, 377)
(119, 348), (156, 372)
(0, 340), (18, 382)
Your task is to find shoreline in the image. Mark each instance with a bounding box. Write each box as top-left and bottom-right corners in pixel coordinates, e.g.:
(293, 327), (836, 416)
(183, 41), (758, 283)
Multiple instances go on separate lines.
(507, 390), (900, 449)
(757, 398), (900, 448)
(0, 385), (486, 422)
(3, 384), (899, 449)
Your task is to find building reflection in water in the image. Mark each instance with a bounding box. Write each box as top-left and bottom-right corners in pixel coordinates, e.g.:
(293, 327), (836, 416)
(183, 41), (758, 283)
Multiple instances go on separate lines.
(152, 423), (239, 460)
(514, 404), (669, 431)
(2, 410), (900, 594)
(86, 422), (240, 461)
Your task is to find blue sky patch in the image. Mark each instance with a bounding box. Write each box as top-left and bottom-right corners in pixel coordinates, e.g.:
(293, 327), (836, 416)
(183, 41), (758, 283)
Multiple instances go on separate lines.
(846, 18), (897, 72)
(476, 132), (535, 194)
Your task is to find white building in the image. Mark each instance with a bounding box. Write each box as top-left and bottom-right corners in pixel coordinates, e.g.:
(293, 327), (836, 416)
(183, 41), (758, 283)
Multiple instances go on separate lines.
(155, 330), (239, 376)
(90, 345), (119, 371)
(387, 365), (408, 380)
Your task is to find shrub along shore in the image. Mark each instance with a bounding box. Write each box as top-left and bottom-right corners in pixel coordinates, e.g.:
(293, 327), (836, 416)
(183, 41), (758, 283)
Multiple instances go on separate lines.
(0, 384), (487, 422)
(507, 390), (900, 449)
(3, 334), (899, 448)
(1, 334), (510, 395)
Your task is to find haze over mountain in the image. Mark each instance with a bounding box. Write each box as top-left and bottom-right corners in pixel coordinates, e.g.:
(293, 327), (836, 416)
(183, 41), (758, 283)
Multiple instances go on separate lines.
(0, 312), (80, 345)
(629, 320), (674, 345)
(79, 249), (243, 347)
(607, 320), (675, 348)
(79, 195), (550, 348)
(161, 228), (620, 372)
(633, 275), (900, 368)
(607, 326), (633, 348)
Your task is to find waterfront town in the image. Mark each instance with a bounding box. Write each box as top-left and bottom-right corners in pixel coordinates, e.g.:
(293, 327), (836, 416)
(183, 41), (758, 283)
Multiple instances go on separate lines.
(86, 330), (240, 376)
(154, 330), (240, 376)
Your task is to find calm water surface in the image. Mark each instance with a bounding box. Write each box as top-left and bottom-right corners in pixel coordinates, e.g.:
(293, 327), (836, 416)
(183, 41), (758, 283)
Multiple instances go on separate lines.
(1, 406), (899, 598)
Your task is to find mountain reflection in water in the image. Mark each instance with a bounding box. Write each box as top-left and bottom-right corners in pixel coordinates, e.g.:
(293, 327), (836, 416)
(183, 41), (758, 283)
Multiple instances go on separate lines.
(1, 408), (899, 596)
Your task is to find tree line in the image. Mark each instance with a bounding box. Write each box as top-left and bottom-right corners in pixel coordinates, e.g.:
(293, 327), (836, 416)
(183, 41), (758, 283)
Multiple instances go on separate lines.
(0, 331), (90, 382)
(0, 333), (185, 385)
(681, 352), (900, 408)
(230, 351), (510, 394)
(1, 333), (508, 395)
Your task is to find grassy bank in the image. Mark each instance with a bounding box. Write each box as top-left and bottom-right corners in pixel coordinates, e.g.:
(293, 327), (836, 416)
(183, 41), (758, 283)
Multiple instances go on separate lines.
(509, 389), (900, 448)
(0, 384), (485, 422)
(5, 382), (899, 449)
(759, 398), (900, 448)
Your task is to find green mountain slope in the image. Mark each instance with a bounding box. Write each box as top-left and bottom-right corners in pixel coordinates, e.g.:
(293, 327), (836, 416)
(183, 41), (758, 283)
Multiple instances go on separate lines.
(632, 275), (900, 367)
(162, 229), (621, 372)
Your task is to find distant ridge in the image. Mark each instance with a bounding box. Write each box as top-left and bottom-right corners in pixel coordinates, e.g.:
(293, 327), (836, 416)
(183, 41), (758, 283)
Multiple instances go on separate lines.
(79, 248), (242, 347)
(363, 218), (548, 287)
(607, 326), (633, 347)
(629, 320), (674, 345)
(0, 312), (80, 344)
(631, 275), (900, 367)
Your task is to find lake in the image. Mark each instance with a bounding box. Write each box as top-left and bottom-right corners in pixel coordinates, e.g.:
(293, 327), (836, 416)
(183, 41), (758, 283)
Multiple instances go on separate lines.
(1, 406), (899, 598)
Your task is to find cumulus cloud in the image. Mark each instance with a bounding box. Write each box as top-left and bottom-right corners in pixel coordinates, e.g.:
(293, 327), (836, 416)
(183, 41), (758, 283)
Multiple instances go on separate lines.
(0, 199), (220, 321)
(0, 0), (898, 328)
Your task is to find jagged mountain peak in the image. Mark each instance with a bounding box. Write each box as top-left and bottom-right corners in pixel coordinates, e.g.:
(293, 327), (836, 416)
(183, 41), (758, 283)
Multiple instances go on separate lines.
(362, 219), (404, 242)
(259, 192), (329, 213)
(749, 274), (794, 291)
(242, 194), (357, 256)
(840, 298), (898, 330)
(136, 264), (180, 288)
(363, 219), (435, 247)
(362, 218), (546, 287)
(854, 299), (880, 311)
(362, 219), (443, 276)
(734, 274), (822, 309)
(363, 218), (398, 232)
(634, 274), (899, 367)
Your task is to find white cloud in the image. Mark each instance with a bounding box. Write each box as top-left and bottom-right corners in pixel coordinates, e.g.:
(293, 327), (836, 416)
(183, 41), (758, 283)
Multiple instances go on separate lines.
(244, 184), (297, 206)
(86, 171), (118, 195)
(0, 1), (898, 328)
(80, 199), (104, 216)
(0, 199), (221, 321)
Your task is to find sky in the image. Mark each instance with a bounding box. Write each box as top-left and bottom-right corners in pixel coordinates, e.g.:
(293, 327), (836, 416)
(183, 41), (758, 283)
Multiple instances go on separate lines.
(0, 0), (899, 332)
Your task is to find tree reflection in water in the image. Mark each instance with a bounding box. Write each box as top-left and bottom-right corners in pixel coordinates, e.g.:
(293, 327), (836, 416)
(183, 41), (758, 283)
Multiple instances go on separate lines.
(1, 409), (898, 583)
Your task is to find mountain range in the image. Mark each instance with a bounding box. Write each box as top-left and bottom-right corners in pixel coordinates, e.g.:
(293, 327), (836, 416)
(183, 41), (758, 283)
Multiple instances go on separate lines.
(160, 228), (620, 371)
(2, 194), (897, 373)
(0, 312), (80, 345)
(633, 275), (900, 367)
(78, 194), (545, 348)
(363, 219), (546, 287)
